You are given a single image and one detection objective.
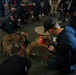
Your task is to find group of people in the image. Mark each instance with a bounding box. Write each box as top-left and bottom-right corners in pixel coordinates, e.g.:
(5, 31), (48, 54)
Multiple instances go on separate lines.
(0, 1), (31, 34)
(0, 0), (76, 75)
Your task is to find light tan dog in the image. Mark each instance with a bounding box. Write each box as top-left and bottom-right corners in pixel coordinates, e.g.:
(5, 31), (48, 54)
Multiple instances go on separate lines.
(25, 35), (52, 57)
(0, 31), (28, 56)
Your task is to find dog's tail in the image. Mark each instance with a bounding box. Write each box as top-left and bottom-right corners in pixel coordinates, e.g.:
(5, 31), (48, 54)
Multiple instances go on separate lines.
(0, 40), (3, 53)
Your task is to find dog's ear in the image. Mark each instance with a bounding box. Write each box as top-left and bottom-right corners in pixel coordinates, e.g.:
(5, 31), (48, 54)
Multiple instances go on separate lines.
(42, 35), (50, 41)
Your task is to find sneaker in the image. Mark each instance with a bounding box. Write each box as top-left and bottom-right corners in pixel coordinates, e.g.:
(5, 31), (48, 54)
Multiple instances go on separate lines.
(58, 21), (62, 23)
(65, 18), (68, 21)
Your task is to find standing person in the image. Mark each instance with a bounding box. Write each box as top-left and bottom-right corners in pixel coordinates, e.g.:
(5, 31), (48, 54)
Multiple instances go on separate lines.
(58, 0), (70, 23)
(50, 0), (58, 17)
(0, 0), (5, 19)
(57, 0), (65, 23)
(43, 17), (76, 75)
(61, 0), (76, 30)
(4, 0), (10, 15)
(69, 0), (76, 30)
(0, 54), (31, 75)
(32, 0), (41, 21)
(44, 0), (50, 16)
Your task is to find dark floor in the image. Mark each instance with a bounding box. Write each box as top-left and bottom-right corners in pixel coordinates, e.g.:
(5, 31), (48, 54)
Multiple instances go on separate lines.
(0, 13), (76, 75)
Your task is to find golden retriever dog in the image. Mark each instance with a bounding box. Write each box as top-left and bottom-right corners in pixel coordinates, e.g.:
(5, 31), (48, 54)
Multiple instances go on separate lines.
(0, 31), (28, 56)
(25, 35), (52, 57)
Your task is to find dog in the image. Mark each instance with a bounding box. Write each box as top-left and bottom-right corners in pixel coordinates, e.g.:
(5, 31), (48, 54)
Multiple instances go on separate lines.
(0, 31), (28, 56)
(25, 35), (53, 57)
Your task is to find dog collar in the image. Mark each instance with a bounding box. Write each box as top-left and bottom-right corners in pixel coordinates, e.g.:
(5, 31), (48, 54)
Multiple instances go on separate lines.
(20, 31), (27, 42)
(20, 31), (27, 38)
(39, 36), (45, 45)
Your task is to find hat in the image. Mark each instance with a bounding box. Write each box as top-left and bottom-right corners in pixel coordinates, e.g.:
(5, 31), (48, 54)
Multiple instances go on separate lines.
(43, 17), (57, 33)
(34, 26), (50, 35)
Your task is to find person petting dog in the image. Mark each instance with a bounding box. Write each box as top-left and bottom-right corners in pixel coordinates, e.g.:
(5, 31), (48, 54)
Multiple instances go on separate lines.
(43, 17), (76, 75)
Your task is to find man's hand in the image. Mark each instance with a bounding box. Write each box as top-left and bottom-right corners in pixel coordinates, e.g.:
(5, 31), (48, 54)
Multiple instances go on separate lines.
(48, 45), (55, 52)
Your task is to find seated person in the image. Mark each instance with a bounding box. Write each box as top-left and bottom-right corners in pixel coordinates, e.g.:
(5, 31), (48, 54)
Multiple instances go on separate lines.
(7, 5), (17, 16)
(43, 17), (76, 75)
(17, 2), (31, 24)
(0, 54), (31, 75)
(0, 13), (19, 34)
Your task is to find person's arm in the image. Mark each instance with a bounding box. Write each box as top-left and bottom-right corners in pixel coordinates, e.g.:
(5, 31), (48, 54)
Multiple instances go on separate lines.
(48, 43), (72, 65)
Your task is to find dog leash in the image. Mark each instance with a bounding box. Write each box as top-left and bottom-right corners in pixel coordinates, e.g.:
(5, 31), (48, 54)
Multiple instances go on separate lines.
(42, 47), (52, 61)
(39, 35), (52, 60)
(17, 43), (25, 57)
(17, 32), (27, 57)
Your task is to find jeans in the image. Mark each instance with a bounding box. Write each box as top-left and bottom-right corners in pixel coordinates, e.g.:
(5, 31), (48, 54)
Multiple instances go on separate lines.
(47, 56), (75, 74)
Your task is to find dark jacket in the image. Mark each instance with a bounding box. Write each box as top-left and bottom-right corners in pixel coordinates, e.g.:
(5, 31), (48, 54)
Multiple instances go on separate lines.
(0, 55), (31, 75)
(17, 6), (31, 20)
(0, 15), (18, 34)
(52, 26), (76, 66)
(0, 15), (13, 33)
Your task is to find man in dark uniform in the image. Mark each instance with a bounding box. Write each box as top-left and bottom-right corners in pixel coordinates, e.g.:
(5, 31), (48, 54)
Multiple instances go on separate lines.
(17, 2), (31, 24)
(0, 55), (31, 75)
(0, 13), (18, 34)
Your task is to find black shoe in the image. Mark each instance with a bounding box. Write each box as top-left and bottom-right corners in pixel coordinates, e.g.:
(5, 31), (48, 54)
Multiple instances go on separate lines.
(36, 19), (41, 21)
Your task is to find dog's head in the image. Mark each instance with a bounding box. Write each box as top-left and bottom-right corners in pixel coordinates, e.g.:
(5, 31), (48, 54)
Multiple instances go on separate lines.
(16, 31), (28, 45)
(41, 35), (52, 46)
